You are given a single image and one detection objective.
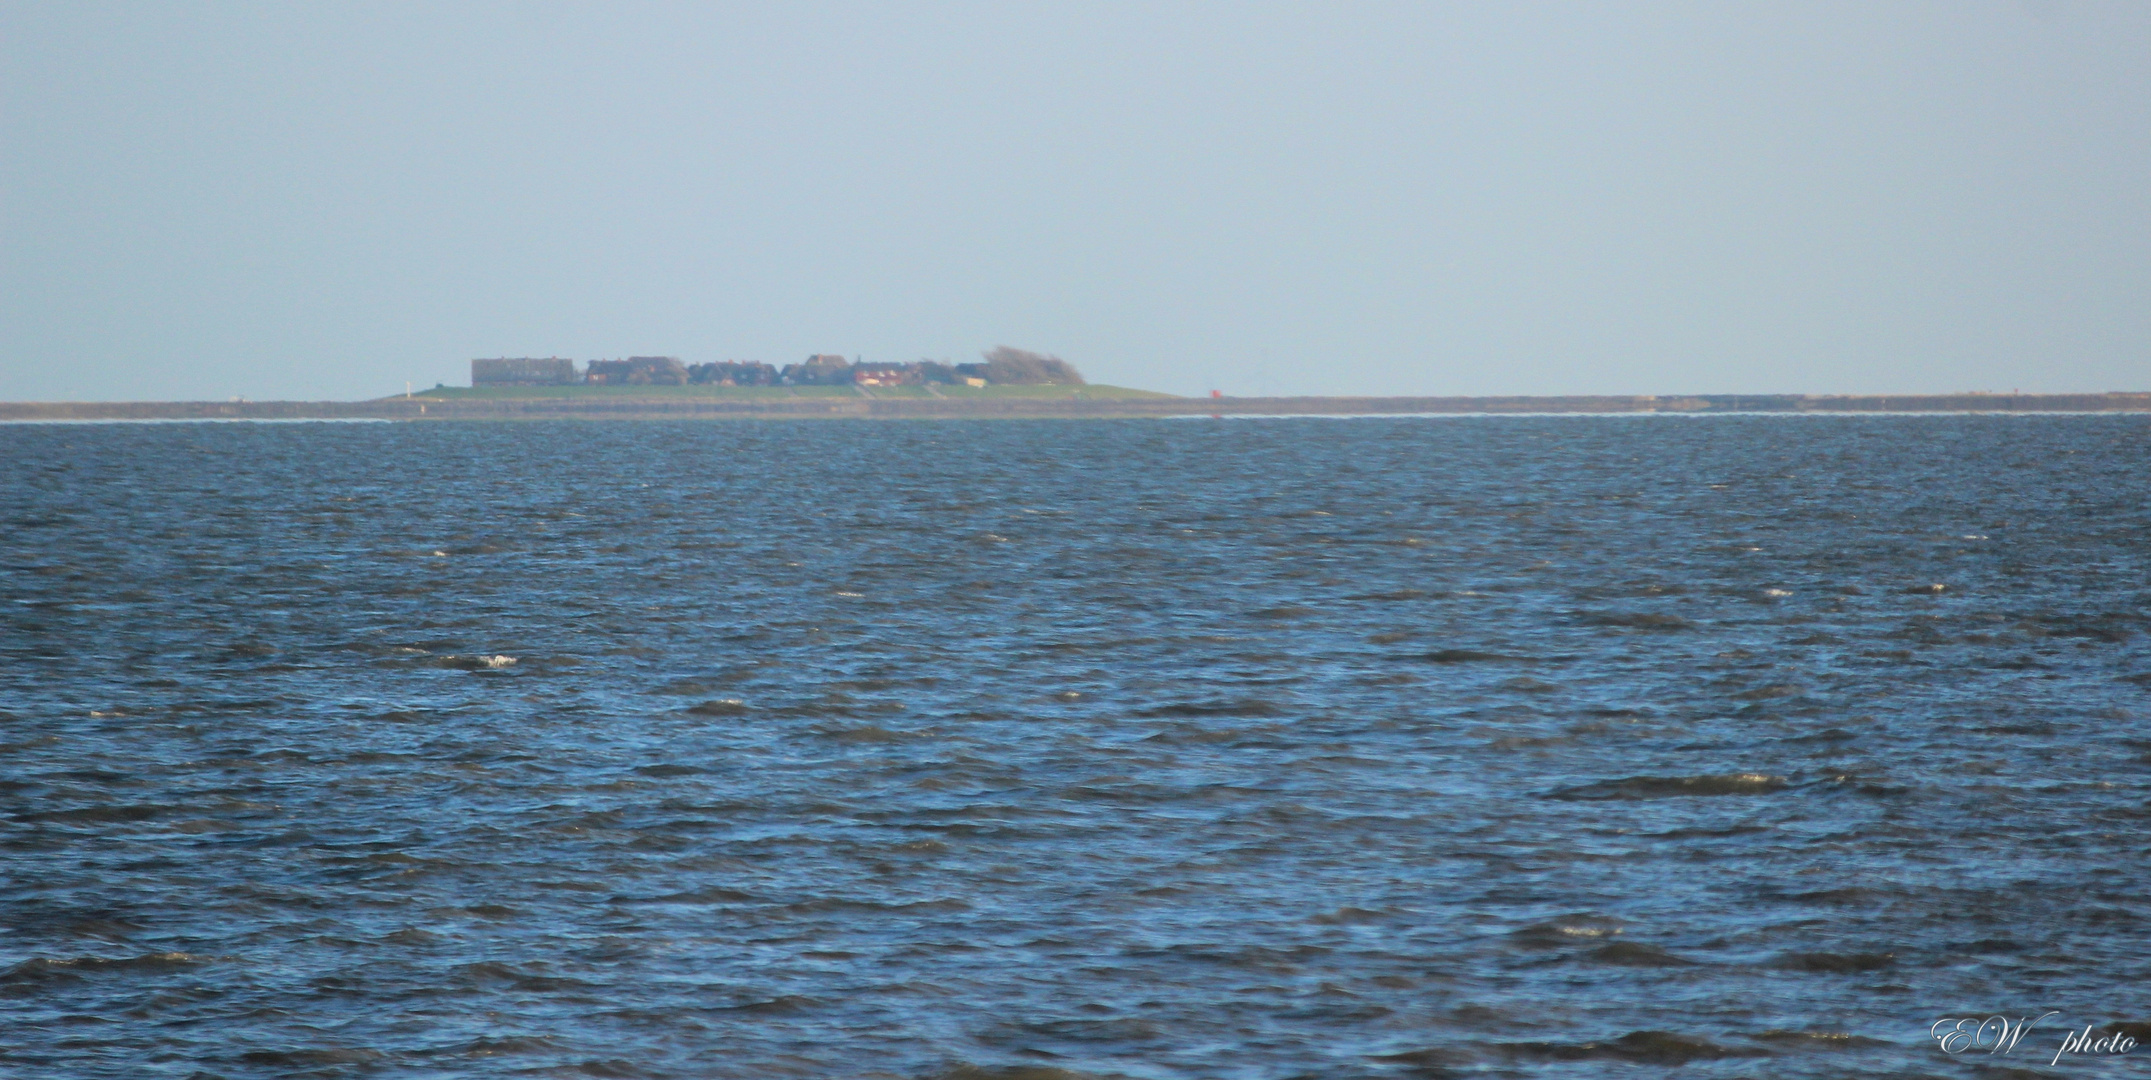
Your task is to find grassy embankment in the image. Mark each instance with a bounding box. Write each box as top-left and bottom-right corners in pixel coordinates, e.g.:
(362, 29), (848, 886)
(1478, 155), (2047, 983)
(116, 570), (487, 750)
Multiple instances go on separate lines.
(410, 384), (1176, 401)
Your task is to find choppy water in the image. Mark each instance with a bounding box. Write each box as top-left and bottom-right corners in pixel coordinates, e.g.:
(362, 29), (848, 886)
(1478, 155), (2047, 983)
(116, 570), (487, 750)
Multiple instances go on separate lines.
(3, 416), (2149, 1079)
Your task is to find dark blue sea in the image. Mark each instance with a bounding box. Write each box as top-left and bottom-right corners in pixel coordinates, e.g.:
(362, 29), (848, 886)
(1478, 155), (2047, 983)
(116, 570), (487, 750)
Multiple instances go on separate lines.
(3, 415), (2148, 1079)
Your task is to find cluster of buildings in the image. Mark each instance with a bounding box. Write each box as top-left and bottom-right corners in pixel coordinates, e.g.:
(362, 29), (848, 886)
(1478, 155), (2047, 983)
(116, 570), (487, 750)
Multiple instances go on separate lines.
(473, 355), (995, 388)
(472, 348), (1083, 390)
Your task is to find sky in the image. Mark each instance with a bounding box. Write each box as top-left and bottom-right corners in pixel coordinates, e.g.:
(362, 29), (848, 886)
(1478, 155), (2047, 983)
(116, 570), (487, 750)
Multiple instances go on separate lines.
(3, 2), (2148, 401)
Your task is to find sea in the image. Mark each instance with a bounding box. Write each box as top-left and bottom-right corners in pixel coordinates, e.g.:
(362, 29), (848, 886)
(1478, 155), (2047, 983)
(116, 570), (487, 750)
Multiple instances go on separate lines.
(2, 415), (2147, 1079)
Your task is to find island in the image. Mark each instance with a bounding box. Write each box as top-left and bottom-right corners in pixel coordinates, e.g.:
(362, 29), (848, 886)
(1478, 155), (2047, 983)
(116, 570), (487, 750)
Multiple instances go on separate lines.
(4, 347), (2148, 420)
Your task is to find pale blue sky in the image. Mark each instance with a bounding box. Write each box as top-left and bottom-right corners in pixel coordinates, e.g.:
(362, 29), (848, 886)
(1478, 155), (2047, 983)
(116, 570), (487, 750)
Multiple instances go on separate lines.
(4, 2), (2147, 400)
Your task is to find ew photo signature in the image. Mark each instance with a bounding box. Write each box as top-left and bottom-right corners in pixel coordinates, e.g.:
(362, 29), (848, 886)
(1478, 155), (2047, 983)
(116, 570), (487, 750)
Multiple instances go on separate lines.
(1932, 1013), (2142, 1067)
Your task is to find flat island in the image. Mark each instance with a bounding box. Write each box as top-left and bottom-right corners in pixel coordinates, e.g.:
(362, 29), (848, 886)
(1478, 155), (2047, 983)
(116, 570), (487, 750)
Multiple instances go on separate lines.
(5, 349), (2147, 420)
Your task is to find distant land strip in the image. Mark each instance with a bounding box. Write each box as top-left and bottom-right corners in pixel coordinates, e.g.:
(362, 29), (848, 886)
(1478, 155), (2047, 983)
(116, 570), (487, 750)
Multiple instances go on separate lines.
(5, 392), (2150, 422)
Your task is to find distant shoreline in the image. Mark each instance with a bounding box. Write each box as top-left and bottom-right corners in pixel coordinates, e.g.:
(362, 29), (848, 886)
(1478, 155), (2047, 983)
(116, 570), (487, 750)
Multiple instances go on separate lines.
(4, 391), (2149, 422)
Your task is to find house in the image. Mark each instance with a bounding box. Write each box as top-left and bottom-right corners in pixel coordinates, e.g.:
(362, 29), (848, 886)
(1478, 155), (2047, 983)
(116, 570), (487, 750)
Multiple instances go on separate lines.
(586, 356), (689, 385)
(689, 361), (778, 386)
(852, 363), (919, 386)
(472, 358), (578, 386)
(779, 354), (855, 385)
